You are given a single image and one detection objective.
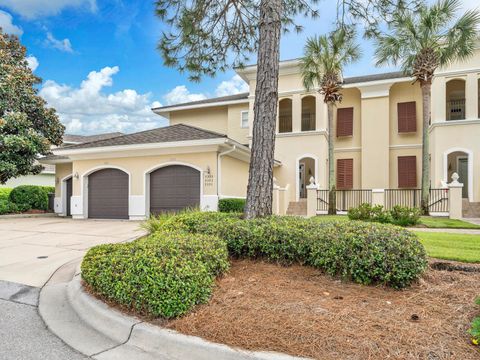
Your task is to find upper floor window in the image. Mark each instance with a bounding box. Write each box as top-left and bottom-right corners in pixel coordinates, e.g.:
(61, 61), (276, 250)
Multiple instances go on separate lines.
(398, 156), (417, 188)
(301, 96), (316, 131)
(278, 98), (292, 133)
(240, 111), (249, 128)
(337, 158), (353, 189)
(446, 79), (466, 121)
(397, 101), (417, 133)
(337, 107), (354, 137)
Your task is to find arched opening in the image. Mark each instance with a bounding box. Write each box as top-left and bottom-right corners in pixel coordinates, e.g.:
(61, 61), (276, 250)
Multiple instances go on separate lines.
(297, 156), (316, 199)
(278, 98), (292, 133)
(301, 96), (316, 131)
(446, 150), (470, 199)
(446, 79), (466, 121)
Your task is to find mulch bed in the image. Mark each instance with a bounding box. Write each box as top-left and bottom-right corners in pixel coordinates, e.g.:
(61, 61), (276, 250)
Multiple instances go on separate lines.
(158, 259), (480, 360)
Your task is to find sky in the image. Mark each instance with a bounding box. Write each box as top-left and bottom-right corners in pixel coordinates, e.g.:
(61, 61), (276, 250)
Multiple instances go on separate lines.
(0, 0), (478, 135)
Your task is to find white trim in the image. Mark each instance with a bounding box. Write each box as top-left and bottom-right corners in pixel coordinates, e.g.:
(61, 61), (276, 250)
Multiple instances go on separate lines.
(60, 174), (73, 216)
(275, 130), (327, 138)
(152, 99), (249, 115)
(435, 67), (480, 78)
(389, 144), (423, 150)
(357, 83), (394, 99)
(296, 154), (319, 201)
(430, 119), (480, 130)
(143, 162), (204, 218)
(334, 147), (361, 153)
(82, 165), (132, 219)
(240, 110), (249, 129)
(217, 146), (236, 196)
(218, 195), (246, 199)
(443, 147), (474, 202)
(54, 138), (228, 156)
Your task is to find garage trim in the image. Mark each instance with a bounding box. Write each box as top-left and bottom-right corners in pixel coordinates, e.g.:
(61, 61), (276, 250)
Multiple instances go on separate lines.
(60, 174), (73, 216)
(81, 165), (131, 219)
(144, 161), (204, 217)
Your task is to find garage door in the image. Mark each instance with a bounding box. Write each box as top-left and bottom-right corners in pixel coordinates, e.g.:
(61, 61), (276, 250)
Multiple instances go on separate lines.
(150, 165), (200, 215)
(88, 169), (129, 219)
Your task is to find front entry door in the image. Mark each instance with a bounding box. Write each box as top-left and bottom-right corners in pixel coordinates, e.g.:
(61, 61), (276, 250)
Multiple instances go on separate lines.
(299, 163), (306, 198)
(458, 158), (468, 198)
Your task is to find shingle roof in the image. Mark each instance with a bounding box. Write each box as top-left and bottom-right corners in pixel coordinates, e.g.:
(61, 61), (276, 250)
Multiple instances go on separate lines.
(58, 124), (227, 151)
(343, 71), (406, 84)
(152, 92), (249, 111)
(63, 132), (123, 144)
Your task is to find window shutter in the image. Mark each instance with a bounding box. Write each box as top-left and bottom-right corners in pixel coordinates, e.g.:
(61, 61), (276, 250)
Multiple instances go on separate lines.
(397, 102), (417, 133)
(398, 156), (417, 188)
(337, 107), (354, 137)
(337, 159), (353, 189)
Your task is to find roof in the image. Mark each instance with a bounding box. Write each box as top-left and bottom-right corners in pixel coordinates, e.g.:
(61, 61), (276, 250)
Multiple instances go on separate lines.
(63, 132), (124, 144)
(152, 92), (249, 112)
(57, 124), (227, 151)
(342, 71), (406, 85)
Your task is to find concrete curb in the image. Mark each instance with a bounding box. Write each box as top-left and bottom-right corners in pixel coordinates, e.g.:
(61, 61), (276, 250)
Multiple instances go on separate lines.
(41, 274), (307, 360)
(0, 213), (57, 219)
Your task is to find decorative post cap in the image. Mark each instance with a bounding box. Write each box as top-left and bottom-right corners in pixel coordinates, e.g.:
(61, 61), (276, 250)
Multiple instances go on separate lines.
(306, 176), (317, 190)
(448, 172), (463, 188)
(309, 176), (315, 185)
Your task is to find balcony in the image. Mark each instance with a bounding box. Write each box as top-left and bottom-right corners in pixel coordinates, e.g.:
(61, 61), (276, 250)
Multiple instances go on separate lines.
(446, 98), (465, 121)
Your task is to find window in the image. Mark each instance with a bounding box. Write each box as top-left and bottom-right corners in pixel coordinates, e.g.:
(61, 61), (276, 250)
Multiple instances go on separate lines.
(240, 111), (249, 128)
(278, 98), (293, 133)
(336, 158), (353, 189)
(337, 107), (354, 137)
(301, 96), (316, 131)
(398, 156), (417, 188)
(397, 102), (417, 133)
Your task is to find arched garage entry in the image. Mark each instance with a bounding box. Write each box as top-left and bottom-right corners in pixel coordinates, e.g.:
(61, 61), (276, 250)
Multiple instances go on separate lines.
(149, 165), (201, 215)
(88, 168), (129, 219)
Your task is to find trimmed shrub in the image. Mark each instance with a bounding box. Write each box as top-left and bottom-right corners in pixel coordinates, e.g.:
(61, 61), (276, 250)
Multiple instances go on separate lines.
(218, 198), (245, 213)
(307, 221), (427, 288)
(0, 188), (12, 201)
(82, 230), (228, 318)
(390, 205), (421, 226)
(9, 185), (49, 210)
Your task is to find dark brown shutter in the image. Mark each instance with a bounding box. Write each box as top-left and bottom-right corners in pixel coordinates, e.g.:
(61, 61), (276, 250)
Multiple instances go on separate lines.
(398, 156), (417, 188)
(337, 107), (354, 137)
(397, 102), (417, 133)
(337, 159), (354, 189)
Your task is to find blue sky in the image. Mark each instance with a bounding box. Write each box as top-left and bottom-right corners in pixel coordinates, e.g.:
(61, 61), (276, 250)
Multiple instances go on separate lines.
(0, 0), (477, 134)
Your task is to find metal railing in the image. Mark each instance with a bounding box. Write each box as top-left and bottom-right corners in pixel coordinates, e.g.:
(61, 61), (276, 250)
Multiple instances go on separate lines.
(446, 98), (465, 121)
(385, 189), (421, 210)
(317, 189), (372, 212)
(301, 113), (315, 131)
(428, 188), (449, 213)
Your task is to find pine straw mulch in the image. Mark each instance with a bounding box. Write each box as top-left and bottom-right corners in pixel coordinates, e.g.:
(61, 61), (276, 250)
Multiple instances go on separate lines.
(157, 259), (480, 360)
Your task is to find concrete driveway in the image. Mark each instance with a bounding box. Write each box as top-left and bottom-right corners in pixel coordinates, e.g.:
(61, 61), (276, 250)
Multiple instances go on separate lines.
(0, 216), (145, 287)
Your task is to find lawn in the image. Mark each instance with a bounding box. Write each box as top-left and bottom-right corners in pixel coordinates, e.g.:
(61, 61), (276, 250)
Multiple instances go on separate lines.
(415, 231), (480, 263)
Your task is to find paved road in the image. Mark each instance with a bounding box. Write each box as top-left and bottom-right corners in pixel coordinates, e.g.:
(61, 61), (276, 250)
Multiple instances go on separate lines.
(0, 217), (144, 359)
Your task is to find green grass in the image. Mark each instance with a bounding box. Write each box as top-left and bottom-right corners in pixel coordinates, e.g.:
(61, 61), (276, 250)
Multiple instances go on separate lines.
(418, 216), (480, 229)
(414, 231), (480, 263)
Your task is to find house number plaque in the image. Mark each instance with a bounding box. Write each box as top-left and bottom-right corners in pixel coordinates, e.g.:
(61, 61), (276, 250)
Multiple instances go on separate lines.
(204, 174), (214, 188)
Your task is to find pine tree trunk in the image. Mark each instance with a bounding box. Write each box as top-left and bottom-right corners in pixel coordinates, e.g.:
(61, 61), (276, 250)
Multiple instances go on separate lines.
(327, 102), (336, 215)
(420, 81), (431, 215)
(244, 0), (282, 219)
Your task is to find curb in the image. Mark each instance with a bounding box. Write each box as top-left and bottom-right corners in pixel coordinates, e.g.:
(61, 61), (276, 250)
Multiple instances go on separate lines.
(41, 273), (306, 360)
(0, 213), (57, 219)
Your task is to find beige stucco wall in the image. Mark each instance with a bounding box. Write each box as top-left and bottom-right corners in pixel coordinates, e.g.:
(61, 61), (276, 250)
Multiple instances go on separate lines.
(54, 163), (73, 196)
(334, 150), (362, 189)
(333, 88), (362, 149)
(70, 152), (218, 197)
(227, 103), (250, 144)
(220, 156), (249, 198)
(169, 107), (229, 135)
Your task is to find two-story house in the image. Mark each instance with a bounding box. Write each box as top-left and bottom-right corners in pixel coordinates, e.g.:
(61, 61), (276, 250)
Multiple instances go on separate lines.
(42, 49), (480, 219)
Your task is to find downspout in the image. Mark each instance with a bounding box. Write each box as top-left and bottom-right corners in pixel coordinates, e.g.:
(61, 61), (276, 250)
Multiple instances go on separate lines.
(217, 144), (237, 198)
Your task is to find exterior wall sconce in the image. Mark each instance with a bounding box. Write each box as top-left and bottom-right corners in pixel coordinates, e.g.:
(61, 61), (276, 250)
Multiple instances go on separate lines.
(74, 172), (79, 179)
(206, 166), (211, 175)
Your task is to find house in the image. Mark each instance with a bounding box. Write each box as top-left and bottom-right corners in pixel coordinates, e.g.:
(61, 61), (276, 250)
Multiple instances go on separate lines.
(0, 132), (122, 189)
(41, 48), (480, 219)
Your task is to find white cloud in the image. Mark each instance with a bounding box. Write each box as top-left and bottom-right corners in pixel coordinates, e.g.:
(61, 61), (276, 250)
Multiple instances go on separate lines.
(45, 32), (73, 53)
(163, 86), (207, 105)
(0, 10), (22, 35)
(26, 55), (39, 71)
(39, 66), (165, 135)
(215, 75), (249, 97)
(0, 0), (97, 19)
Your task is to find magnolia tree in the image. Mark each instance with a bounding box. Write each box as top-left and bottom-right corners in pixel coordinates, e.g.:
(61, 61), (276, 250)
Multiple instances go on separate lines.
(0, 31), (64, 184)
(155, 0), (421, 218)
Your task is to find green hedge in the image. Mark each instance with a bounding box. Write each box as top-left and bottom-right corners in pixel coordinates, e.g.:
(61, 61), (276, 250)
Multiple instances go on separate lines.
(0, 188), (12, 201)
(348, 203), (421, 227)
(218, 198), (245, 213)
(8, 185), (53, 211)
(82, 230), (229, 318)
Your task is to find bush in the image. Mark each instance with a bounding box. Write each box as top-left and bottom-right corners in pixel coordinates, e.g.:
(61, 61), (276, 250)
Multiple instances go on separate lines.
(82, 230), (229, 318)
(469, 298), (480, 345)
(390, 205), (421, 226)
(0, 188), (12, 201)
(9, 185), (49, 210)
(218, 198), (245, 213)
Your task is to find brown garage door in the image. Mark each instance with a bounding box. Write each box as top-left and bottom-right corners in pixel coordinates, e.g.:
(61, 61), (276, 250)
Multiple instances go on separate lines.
(150, 165), (200, 215)
(88, 168), (129, 219)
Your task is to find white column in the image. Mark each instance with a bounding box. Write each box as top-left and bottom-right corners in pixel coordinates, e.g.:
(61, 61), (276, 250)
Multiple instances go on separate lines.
(292, 94), (301, 133)
(466, 73), (478, 120)
(448, 173), (464, 219)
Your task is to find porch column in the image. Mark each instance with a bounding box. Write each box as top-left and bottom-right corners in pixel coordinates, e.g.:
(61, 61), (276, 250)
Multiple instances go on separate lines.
(466, 73), (478, 120)
(448, 173), (464, 219)
(306, 177), (318, 218)
(292, 94), (302, 133)
(371, 189), (385, 207)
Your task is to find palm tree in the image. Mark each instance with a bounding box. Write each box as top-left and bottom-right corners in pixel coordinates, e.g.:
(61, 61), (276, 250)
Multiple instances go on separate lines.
(374, 0), (480, 215)
(301, 29), (361, 215)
